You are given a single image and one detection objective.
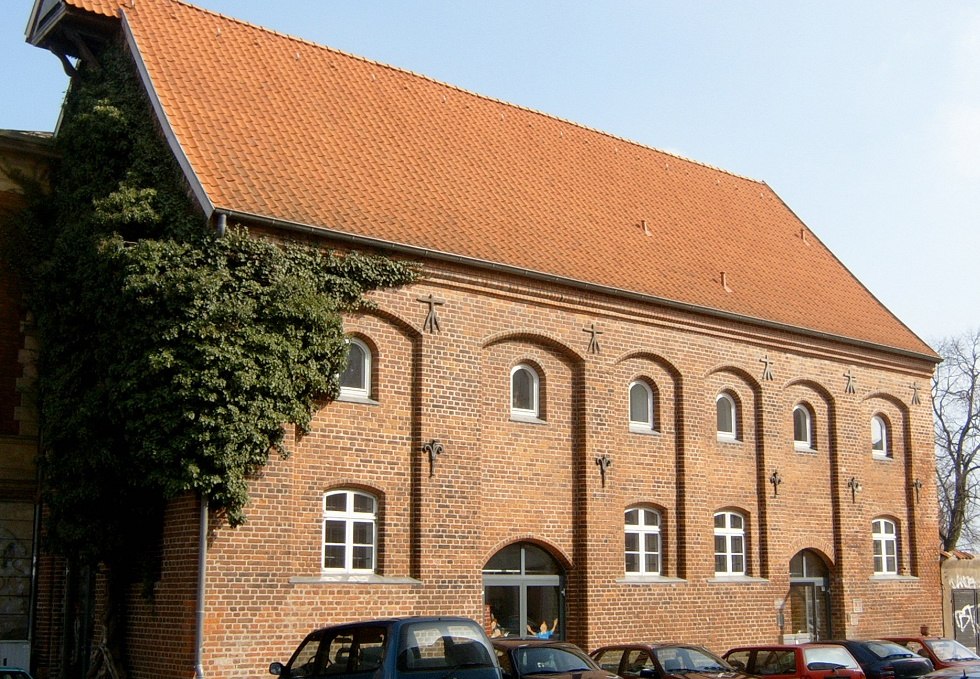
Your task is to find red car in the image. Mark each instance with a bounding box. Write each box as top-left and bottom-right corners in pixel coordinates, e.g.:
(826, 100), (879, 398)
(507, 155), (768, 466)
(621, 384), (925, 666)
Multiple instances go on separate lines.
(884, 638), (980, 671)
(723, 644), (865, 679)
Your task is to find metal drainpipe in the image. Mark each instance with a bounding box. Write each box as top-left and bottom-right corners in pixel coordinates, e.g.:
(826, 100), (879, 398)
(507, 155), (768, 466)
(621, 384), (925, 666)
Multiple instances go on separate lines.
(215, 212), (227, 237)
(195, 496), (208, 679)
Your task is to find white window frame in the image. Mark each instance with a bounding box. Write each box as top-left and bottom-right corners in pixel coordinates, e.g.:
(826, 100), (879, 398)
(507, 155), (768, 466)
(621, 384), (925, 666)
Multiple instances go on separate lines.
(322, 489), (377, 573)
(629, 381), (655, 432)
(510, 363), (540, 420)
(716, 392), (738, 440)
(872, 517), (898, 575)
(339, 337), (372, 400)
(714, 510), (746, 576)
(625, 507), (662, 575)
(793, 404), (813, 450)
(871, 415), (890, 458)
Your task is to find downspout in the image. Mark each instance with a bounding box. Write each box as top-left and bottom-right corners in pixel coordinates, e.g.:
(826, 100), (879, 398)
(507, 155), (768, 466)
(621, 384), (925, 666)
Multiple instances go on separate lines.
(195, 496), (208, 679)
(215, 213), (227, 237)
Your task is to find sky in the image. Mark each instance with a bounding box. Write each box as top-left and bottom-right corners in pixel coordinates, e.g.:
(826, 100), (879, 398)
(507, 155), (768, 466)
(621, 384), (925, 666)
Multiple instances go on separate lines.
(1, 1), (977, 348)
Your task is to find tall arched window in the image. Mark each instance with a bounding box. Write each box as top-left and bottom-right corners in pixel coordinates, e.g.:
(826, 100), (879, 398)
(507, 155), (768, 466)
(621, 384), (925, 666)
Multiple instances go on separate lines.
(872, 517), (898, 575)
(339, 337), (372, 399)
(716, 393), (738, 440)
(510, 364), (540, 419)
(871, 415), (891, 458)
(323, 489), (378, 573)
(793, 404), (814, 450)
(713, 510), (746, 576)
(625, 506), (661, 575)
(629, 381), (655, 432)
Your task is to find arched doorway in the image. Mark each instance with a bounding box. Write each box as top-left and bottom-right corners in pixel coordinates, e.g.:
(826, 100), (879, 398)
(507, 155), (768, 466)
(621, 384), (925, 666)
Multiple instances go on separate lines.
(483, 542), (565, 640)
(787, 549), (832, 641)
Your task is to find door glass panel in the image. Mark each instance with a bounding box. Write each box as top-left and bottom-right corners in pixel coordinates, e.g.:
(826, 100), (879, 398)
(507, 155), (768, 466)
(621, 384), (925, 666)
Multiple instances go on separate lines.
(485, 544), (522, 574)
(485, 585), (522, 638)
(525, 585), (560, 639)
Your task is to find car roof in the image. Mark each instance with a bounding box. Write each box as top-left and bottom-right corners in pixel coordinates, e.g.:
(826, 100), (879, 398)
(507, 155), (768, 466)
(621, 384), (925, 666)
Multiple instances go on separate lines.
(492, 639), (581, 650)
(306, 616), (482, 634)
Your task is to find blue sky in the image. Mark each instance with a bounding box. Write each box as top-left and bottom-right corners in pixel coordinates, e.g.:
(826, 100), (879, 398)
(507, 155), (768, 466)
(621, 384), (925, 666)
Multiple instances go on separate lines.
(2, 1), (977, 347)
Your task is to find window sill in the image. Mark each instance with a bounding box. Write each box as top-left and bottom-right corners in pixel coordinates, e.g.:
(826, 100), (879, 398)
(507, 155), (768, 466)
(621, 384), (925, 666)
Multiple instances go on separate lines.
(869, 573), (917, 582)
(510, 413), (546, 425)
(716, 435), (741, 445)
(290, 574), (421, 585)
(336, 393), (379, 406)
(794, 444), (816, 453)
(871, 454), (894, 462)
(707, 575), (768, 584)
(629, 425), (659, 436)
(618, 575), (686, 585)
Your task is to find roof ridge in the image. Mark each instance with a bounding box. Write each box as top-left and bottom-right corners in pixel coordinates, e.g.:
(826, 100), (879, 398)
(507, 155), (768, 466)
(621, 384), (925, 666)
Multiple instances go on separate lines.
(157, 0), (762, 186)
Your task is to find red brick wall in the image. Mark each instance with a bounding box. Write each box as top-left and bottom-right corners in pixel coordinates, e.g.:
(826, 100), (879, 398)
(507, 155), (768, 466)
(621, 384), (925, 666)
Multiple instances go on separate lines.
(120, 257), (939, 679)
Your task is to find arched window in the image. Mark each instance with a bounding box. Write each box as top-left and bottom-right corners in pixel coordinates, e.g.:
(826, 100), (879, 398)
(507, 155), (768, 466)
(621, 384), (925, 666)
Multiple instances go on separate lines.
(713, 510), (746, 576)
(871, 415), (891, 458)
(510, 363), (540, 419)
(323, 489), (378, 573)
(716, 392), (738, 440)
(625, 506), (661, 575)
(793, 404), (814, 450)
(629, 381), (655, 432)
(339, 337), (371, 399)
(872, 517), (898, 575)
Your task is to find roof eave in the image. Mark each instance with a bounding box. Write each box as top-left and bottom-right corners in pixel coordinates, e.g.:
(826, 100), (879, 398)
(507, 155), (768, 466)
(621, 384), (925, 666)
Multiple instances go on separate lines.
(213, 207), (941, 366)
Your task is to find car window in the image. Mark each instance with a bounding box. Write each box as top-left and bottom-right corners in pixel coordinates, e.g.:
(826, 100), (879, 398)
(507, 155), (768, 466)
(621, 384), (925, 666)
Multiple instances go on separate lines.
(756, 651), (795, 675)
(928, 640), (980, 662)
(289, 627), (390, 678)
(515, 647), (595, 674)
(804, 647), (860, 670)
(655, 647), (730, 673)
(725, 651), (751, 672)
(863, 642), (915, 660)
(622, 651), (655, 676)
(594, 649), (627, 675)
(398, 621), (494, 672)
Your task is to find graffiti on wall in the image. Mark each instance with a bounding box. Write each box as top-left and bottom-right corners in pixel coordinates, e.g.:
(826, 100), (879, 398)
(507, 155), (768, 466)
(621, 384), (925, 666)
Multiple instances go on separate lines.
(956, 603), (978, 636)
(951, 575), (979, 590)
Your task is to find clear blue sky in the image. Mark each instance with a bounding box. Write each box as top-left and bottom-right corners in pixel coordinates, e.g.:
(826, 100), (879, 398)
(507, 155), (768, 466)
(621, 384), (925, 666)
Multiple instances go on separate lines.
(2, 1), (977, 347)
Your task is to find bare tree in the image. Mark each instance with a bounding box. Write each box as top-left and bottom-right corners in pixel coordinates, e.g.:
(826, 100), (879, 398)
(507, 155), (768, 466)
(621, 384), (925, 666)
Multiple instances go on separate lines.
(935, 329), (980, 551)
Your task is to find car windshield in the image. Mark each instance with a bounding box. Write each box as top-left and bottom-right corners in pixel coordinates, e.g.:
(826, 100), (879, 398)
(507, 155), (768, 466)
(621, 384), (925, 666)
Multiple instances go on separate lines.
(515, 647), (597, 674)
(804, 647), (860, 670)
(654, 647), (732, 673)
(399, 622), (495, 671)
(864, 642), (916, 661)
(927, 640), (980, 662)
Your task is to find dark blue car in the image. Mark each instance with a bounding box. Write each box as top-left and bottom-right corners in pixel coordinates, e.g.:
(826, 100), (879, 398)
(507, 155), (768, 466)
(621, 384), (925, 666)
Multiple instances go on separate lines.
(818, 641), (933, 679)
(270, 616), (502, 679)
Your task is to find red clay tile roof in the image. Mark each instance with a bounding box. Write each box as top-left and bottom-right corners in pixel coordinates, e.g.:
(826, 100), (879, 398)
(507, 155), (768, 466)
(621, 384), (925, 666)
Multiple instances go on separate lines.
(60, 0), (937, 358)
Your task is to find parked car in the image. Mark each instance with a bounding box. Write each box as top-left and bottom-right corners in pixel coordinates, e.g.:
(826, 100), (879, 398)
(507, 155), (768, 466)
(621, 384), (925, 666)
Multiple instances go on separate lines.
(723, 644), (865, 679)
(0, 668), (33, 679)
(269, 616), (502, 679)
(492, 638), (620, 679)
(817, 641), (933, 679)
(591, 643), (754, 679)
(884, 638), (980, 670)
(922, 667), (980, 679)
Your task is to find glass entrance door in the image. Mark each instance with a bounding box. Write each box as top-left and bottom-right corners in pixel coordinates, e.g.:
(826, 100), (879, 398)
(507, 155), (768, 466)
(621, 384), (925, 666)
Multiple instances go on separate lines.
(483, 542), (564, 640)
(787, 550), (831, 641)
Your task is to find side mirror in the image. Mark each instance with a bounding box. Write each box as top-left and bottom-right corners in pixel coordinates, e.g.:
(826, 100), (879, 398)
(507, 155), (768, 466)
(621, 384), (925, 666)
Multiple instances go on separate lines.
(269, 662), (285, 676)
(729, 660), (746, 671)
(640, 669), (657, 678)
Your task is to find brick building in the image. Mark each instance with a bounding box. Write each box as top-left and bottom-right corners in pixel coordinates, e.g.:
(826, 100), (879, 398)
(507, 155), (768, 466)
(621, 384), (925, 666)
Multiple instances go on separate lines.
(0, 130), (52, 671)
(21, 1), (942, 678)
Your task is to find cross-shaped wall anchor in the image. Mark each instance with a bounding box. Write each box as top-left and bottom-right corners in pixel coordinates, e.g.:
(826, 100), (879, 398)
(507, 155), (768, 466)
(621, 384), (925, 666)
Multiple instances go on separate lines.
(423, 439), (444, 477)
(769, 469), (782, 497)
(912, 478), (923, 503)
(847, 476), (862, 503)
(595, 454), (612, 487)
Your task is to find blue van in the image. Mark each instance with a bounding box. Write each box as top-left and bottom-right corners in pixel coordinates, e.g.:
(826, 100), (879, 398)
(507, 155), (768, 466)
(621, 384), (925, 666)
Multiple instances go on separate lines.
(270, 616), (503, 679)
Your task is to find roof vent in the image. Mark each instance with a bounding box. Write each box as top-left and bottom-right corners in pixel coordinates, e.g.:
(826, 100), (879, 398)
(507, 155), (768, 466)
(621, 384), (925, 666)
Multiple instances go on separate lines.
(641, 219), (651, 236)
(800, 228), (810, 246)
(721, 271), (733, 293)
